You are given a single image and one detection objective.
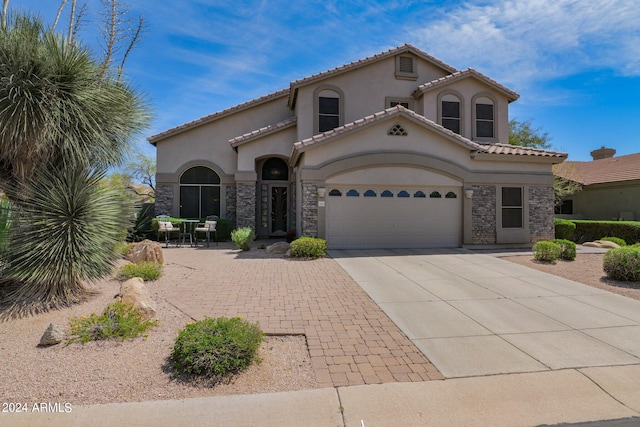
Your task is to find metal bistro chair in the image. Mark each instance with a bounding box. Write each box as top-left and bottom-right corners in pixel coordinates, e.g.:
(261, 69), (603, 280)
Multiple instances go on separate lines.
(157, 221), (180, 247)
(194, 219), (217, 247)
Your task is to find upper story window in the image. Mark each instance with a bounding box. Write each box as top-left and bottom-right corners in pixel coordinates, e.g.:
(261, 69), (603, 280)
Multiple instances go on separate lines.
(438, 92), (462, 135)
(395, 55), (418, 81)
(474, 96), (495, 139)
(316, 87), (343, 133)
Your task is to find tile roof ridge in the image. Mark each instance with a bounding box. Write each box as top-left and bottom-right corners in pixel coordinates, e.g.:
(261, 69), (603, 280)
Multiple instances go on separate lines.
(229, 116), (297, 146)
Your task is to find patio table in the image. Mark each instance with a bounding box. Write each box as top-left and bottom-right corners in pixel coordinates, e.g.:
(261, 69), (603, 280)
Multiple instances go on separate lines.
(177, 219), (199, 247)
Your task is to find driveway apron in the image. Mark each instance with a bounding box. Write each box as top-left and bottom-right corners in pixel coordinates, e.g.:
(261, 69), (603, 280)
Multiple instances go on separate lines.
(330, 248), (640, 378)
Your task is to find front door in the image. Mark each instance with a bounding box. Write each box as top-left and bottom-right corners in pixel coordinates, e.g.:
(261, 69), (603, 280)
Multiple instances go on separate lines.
(270, 185), (287, 236)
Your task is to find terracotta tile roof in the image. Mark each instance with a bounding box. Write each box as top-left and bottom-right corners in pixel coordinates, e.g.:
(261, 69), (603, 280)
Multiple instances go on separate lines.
(290, 106), (565, 165)
(148, 88), (290, 144)
(229, 116), (297, 147)
(413, 68), (520, 102)
(287, 44), (458, 107)
(554, 153), (640, 185)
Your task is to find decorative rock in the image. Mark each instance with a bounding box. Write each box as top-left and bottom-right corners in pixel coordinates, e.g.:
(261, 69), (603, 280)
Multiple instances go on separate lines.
(118, 277), (157, 320)
(39, 323), (65, 346)
(583, 242), (601, 248)
(595, 240), (620, 249)
(266, 241), (290, 255)
(126, 239), (164, 264)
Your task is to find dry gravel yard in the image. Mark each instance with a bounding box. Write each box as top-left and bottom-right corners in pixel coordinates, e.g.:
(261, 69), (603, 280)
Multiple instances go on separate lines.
(0, 250), (637, 406)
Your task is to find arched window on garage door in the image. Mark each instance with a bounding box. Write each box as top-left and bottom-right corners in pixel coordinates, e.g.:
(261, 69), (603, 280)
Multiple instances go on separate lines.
(180, 166), (220, 218)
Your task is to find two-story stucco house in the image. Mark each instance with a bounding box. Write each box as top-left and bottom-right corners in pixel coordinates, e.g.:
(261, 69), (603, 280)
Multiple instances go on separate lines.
(149, 44), (567, 249)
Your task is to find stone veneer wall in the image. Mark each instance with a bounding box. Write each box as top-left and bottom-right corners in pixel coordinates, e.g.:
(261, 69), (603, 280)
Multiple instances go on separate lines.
(301, 183), (318, 237)
(155, 184), (173, 216)
(471, 185), (496, 244)
(225, 185), (237, 225)
(529, 186), (555, 242)
(236, 183), (256, 230)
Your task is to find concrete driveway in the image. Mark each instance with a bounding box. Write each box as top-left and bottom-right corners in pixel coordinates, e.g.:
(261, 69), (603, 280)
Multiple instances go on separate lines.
(330, 248), (640, 378)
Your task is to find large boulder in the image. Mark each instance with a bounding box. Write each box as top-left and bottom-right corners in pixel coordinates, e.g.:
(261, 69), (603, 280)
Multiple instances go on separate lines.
(583, 240), (620, 249)
(266, 241), (290, 255)
(118, 277), (157, 320)
(39, 323), (65, 346)
(126, 239), (164, 264)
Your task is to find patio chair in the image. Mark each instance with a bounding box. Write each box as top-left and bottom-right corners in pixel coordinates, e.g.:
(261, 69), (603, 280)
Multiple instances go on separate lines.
(194, 220), (217, 247)
(157, 221), (180, 247)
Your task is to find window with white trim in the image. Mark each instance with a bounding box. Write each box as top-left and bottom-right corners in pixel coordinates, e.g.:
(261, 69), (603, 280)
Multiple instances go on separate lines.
(475, 97), (494, 139)
(442, 99), (461, 134)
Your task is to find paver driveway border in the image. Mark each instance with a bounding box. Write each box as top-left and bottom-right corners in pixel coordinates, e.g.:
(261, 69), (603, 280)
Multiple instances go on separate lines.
(159, 243), (442, 388)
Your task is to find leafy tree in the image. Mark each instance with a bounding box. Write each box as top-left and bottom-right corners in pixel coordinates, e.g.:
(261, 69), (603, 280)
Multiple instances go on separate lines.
(124, 149), (156, 200)
(508, 119), (552, 150)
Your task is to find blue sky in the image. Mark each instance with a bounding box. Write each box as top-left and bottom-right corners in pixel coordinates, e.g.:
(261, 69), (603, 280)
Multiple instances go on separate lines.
(10, 0), (640, 161)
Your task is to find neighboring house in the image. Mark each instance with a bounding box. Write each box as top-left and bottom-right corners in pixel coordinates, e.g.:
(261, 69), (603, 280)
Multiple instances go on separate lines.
(149, 44), (567, 249)
(554, 147), (640, 221)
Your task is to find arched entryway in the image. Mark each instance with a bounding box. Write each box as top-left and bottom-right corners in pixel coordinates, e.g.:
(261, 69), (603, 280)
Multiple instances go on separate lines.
(257, 157), (290, 237)
(179, 166), (220, 218)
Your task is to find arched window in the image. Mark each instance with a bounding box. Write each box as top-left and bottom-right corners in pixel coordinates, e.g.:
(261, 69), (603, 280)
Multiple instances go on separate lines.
(180, 166), (220, 218)
(440, 93), (462, 134)
(364, 189), (377, 197)
(329, 189), (342, 197)
(261, 158), (289, 180)
(381, 190), (394, 198)
(316, 87), (343, 133)
(430, 191), (442, 198)
(473, 95), (495, 139)
(397, 190), (410, 198)
(445, 191), (457, 199)
(414, 190), (426, 198)
(346, 189), (360, 197)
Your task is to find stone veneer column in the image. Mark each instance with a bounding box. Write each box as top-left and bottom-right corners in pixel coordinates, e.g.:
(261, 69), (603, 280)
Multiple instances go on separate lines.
(301, 183), (318, 237)
(225, 185), (237, 225)
(235, 183), (256, 231)
(529, 186), (555, 242)
(471, 185), (496, 244)
(154, 184), (173, 216)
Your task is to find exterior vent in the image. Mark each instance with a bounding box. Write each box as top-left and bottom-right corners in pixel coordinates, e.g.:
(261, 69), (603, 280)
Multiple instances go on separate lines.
(388, 124), (407, 136)
(399, 56), (414, 73)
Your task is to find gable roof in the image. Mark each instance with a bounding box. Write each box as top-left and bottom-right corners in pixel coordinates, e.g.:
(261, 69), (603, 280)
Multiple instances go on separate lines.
(290, 105), (566, 165)
(229, 116), (297, 148)
(287, 44), (458, 108)
(148, 88), (290, 144)
(412, 68), (520, 102)
(554, 153), (640, 185)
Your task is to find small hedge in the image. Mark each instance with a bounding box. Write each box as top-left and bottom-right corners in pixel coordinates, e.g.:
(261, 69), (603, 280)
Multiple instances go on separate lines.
(68, 302), (158, 343)
(532, 241), (561, 263)
(603, 247), (640, 282)
(552, 239), (577, 260)
(290, 237), (327, 258)
(119, 261), (163, 281)
(554, 218), (576, 240)
(570, 220), (640, 245)
(171, 316), (263, 379)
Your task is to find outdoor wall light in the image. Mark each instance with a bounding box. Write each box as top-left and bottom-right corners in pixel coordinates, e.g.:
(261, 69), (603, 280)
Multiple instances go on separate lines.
(465, 189), (474, 199)
(317, 187), (326, 198)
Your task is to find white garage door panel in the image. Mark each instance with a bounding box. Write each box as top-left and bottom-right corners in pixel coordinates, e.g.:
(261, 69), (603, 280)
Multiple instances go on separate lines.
(326, 187), (461, 249)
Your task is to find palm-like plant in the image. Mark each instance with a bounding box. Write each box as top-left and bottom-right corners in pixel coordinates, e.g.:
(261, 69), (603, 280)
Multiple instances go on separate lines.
(0, 166), (132, 318)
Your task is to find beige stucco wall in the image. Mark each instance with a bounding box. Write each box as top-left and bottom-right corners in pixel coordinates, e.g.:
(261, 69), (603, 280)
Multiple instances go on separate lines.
(566, 181), (640, 220)
(293, 55), (450, 141)
(236, 127), (297, 171)
(419, 78), (511, 144)
(155, 94), (291, 178)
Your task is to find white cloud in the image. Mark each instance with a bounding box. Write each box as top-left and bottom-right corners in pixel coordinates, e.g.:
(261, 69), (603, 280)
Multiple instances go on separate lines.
(409, 0), (640, 88)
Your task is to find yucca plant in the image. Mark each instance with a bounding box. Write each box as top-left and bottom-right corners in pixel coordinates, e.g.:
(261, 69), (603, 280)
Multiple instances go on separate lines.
(0, 166), (133, 317)
(0, 197), (11, 256)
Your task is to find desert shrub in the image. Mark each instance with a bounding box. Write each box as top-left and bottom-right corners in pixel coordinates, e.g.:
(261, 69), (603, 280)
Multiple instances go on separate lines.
(115, 242), (133, 258)
(289, 237), (328, 258)
(532, 241), (561, 263)
(127, 203), (155, 242)
(171, 316), (263, 378)
(603, 247), (640, 282)
(571, 220), (640, 245)
(119, 261), (162, 281)
(552, 239), (577, 260)
(554, 218), (576, 241)
(600, 236), (626, 247)
(68, 301), (158, 343)
(231, 227), (255, 251)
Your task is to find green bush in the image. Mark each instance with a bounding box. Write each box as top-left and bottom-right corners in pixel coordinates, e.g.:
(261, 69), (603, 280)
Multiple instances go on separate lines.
(600, 236), (626, 247)
(171, 316), (263, 378)
(214, 218), (234, 242)
(68, 301), (158, 343)
(231, 227), (255, 251)
(603, 247), (640, 282)
(289, 237), (328, 258)
(554, 218), (576, 240)
(127, 203), (155, 242)
(571, 220), (640, 245)
(552, 239), (577, 260)
(119, 261), (162, 281)
(532, 241), (561, 263)
(115, 242), (133, 258)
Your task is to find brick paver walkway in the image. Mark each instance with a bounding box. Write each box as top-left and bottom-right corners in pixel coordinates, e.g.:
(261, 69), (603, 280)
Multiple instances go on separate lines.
(160, 243), (443, 387)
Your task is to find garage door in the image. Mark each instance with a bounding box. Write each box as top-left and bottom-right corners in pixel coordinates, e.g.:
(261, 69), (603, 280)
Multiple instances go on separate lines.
(326, 186), (462, 249)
